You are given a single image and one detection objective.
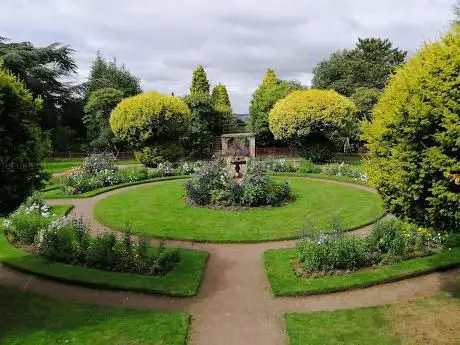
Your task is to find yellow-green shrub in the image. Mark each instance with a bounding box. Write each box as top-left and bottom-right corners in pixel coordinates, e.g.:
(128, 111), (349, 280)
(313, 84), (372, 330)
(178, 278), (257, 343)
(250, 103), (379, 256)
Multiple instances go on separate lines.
(268, 89), (357, 161)
(362, 25), (460, 232)
(109, 91), (191, 148)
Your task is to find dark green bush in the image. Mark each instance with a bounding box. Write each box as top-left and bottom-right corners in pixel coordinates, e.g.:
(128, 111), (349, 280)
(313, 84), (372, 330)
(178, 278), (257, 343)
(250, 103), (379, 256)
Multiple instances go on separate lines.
(85, 232), (118, 270)
(0, 68), (49, 215)
(135, 143), (183, 168)
(298, 159), (315, 173)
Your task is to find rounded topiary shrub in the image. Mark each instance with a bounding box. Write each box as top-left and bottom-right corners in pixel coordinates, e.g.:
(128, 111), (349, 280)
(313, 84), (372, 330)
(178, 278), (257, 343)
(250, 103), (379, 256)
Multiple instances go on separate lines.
(268, 89), (357, 162)
(362, 25), (460, 232)
(0, 69), (48, 215)
(110, 91), (191, 149)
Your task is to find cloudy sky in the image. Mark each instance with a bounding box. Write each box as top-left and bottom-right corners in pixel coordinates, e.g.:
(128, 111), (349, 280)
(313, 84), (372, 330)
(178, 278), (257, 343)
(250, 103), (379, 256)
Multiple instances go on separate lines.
(1, 0), (456, 113)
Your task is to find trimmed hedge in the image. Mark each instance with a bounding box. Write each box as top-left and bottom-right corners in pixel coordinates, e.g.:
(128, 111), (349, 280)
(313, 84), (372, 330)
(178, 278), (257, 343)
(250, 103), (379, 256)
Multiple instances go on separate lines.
(0, 232), (208, 297)
(110, 91), (191, 148)
(264, 247), (460, 296)
(268, 89), (357, 161)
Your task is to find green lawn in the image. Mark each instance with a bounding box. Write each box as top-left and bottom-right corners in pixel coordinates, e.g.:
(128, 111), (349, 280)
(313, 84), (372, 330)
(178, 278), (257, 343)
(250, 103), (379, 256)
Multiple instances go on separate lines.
(50, 204), (74, 216)
(41, 159), (138, 174)
(0, 233), (208, 296)
(94, 177), (385, 242)
(0, 285), (190, 345)
(285, 307), (400, 345)
(264, 247), (460, 296)
(285, 291), (460, 345)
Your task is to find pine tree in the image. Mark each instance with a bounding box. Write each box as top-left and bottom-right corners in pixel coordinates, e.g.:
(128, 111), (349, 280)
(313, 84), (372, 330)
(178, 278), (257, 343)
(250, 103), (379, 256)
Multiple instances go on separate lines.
(261, 68), (279, 89)
(190, 65), (210, 95)
(211, 84), (232, 109)
(249, 69), (303, 146)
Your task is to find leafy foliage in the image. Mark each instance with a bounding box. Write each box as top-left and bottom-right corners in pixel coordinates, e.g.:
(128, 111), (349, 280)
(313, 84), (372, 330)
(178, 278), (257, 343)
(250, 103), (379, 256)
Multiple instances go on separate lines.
(85, 52), (141, 98)
(362, 26), (460, 232)
(249, 69), (304, 146)
(211, 83), (234, 132)
(297, 218), (445, 276)
(83, 88), (124, 151)
(135, 144), (183, 167)
(268, 89), (357, 162)
(110, 91), (191, 149)
(350, 87), (381, 121)
(0, 68), (49, 215)
(190, 65), (210, 95)
(0, 37), (81, 149)
(312, 38), (407, 96)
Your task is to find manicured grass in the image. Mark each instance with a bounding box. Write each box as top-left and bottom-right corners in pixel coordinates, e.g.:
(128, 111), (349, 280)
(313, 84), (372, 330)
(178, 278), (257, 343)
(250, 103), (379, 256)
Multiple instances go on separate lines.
(41, 159), (138, 174)
(285, 307), (399, 345)
(264, 247), (460, 296)
(50, 204), (74, 216)
(0, 285), (190, 345)
(94, 177), (384, 242)
(0, 233), (209, 297)
(42, 175), (190, 199)
(285, 292), (460, 345)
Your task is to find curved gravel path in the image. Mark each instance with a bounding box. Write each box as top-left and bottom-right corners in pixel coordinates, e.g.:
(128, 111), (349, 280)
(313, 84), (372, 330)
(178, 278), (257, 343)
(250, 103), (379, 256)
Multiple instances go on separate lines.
(1, 178), (458, 345)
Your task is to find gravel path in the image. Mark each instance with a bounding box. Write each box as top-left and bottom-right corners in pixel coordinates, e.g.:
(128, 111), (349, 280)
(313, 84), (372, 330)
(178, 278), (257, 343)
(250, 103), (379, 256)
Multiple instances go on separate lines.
(2, 178), (457, 345)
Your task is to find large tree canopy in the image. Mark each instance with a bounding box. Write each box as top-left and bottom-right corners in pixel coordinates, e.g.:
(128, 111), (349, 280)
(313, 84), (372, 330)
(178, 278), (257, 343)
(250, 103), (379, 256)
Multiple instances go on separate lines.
(85, 53), (141, 99)
(0, 37), (82, 150)
(249, 69), (304, 146)
(0, 68), (48, 215)
(312, 38), (407, 96)
(362, 25), (460, 232)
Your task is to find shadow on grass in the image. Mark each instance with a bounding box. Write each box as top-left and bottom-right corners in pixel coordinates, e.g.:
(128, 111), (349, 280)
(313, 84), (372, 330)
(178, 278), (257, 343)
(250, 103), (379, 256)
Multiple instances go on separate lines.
(0, 285), (189, 345)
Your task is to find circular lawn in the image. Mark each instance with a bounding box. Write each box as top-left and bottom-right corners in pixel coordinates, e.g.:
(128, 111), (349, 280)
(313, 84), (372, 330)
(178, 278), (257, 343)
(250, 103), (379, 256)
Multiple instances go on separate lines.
(94, 177), (385, 242)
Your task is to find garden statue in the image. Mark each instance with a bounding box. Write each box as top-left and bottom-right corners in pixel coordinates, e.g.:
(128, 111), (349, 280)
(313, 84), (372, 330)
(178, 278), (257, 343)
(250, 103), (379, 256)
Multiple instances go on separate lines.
(220, 133), (255, 179)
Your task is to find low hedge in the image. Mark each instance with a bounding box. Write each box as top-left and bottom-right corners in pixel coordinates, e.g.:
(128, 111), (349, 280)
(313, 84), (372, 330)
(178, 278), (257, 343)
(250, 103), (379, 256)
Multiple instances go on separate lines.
(42, 175), (190, 199)
(264, 247), (460, 296)
(0, 232), (208, 297)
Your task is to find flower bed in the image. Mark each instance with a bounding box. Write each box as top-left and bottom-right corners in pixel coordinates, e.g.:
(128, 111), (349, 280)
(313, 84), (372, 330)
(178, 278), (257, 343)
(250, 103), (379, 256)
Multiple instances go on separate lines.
(2, 194), (180, 277)
(296, 218), (451, 277)
(59, 153), (193, 195)
(184, 159), (293, 208)
(262, 157), (368, 182)
(264, 218), (460, 296)
(0, 194), (208, 296)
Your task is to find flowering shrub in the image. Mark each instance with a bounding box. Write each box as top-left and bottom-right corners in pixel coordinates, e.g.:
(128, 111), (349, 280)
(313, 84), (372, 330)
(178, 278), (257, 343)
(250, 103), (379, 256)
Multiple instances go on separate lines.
(61, 166), (150, 195)
(185, 159), (293, 207)
(156, 162), (175, 177)
(2, 193), (54, 244)
(82, 153), (117, 174)
(296, 218), (447, 277)
(265, 158), (297, 173)
(32, 216), (181, 275)
(319, 162), (367, 181)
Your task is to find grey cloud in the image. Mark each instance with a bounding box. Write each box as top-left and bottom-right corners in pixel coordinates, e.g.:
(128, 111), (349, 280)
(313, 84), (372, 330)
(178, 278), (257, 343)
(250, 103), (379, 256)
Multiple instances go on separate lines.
(0, 0), (456, 112)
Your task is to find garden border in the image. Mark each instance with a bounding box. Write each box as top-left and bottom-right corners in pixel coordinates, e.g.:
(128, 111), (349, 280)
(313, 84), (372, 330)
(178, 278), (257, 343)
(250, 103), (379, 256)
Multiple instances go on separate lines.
(0, 232), (209, 297)
(43, 175), (191, 199)
(264, 247), (460, 296)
